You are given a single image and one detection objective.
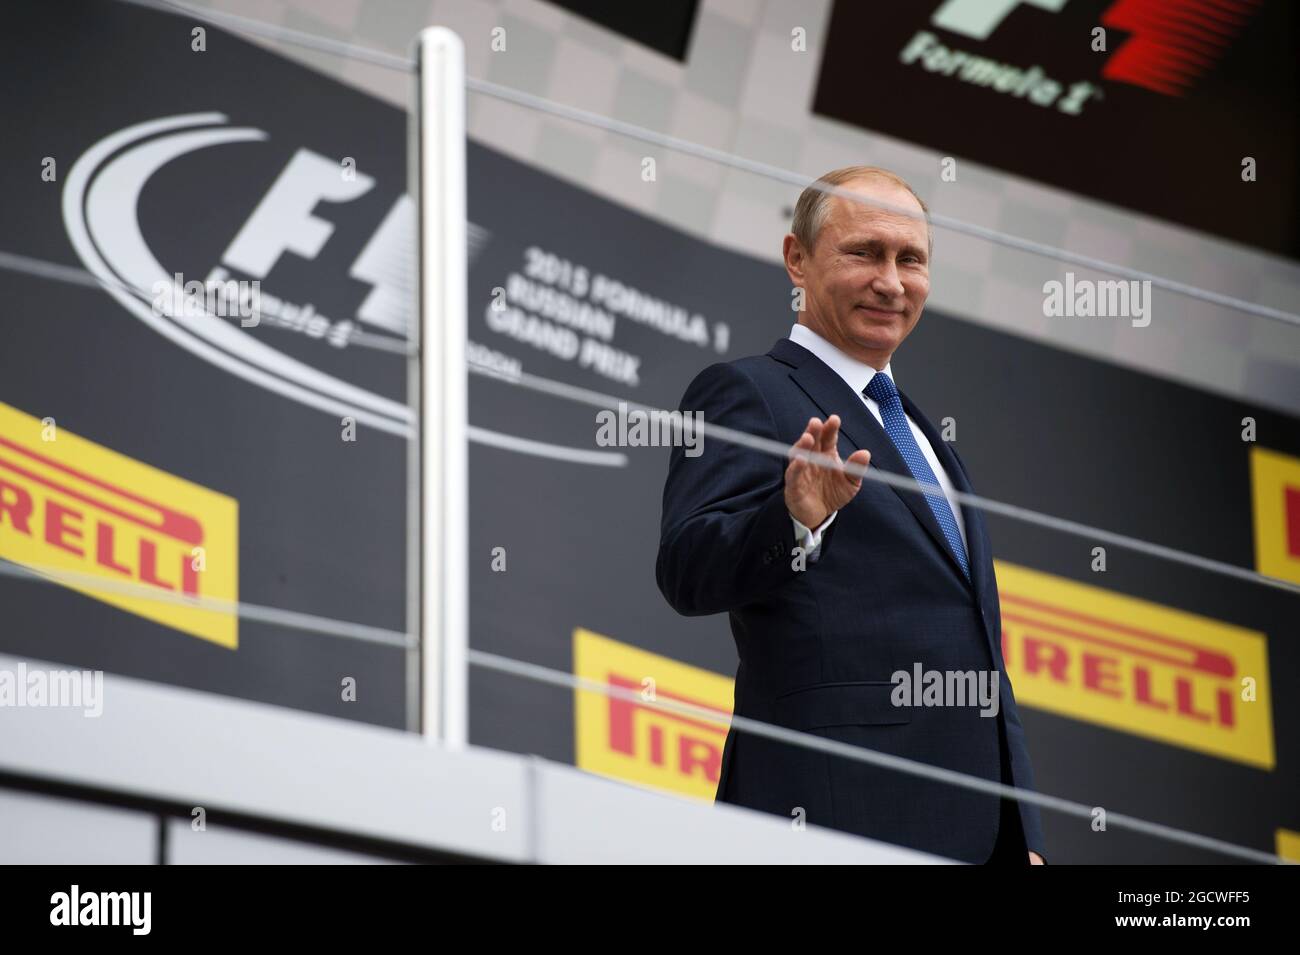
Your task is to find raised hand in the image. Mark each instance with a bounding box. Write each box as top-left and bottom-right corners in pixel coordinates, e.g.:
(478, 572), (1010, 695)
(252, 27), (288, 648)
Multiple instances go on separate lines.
(784, 415), (871, 530)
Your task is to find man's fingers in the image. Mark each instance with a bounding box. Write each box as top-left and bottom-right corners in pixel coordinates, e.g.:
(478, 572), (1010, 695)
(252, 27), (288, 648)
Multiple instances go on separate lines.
(820, 414), (841, 456)
(789, 418), (822, 464)
(787, 430), (815, 488)
(845, 448), (871, 484)
(791, 418), (867, 481)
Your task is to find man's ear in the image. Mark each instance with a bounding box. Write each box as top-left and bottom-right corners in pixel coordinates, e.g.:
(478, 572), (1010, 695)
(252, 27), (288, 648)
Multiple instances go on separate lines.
(782, 233), (807, 286)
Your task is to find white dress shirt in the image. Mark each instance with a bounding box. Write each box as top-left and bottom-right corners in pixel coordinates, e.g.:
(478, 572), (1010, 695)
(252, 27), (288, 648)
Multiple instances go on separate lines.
(787, 322), (968, 559)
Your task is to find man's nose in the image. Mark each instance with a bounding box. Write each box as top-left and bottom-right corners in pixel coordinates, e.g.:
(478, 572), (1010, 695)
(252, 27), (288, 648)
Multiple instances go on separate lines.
(869, 260), (905, 298)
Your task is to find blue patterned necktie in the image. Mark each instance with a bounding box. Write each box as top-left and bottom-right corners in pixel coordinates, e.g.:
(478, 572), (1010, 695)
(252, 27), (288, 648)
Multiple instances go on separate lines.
(864, 372), (970, 581)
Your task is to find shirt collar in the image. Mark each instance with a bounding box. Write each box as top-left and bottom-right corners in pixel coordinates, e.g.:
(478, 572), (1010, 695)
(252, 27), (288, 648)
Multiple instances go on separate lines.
(788, 322), (895, 397)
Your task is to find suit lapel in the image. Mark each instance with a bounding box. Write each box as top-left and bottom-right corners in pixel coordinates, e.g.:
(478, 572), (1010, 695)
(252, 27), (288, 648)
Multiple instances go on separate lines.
(770, 338), (967, 586)
(914, 414), (1003, 662)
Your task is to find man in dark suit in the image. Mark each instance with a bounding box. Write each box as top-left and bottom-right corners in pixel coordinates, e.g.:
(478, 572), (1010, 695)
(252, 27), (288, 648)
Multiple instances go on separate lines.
(656, 166), (1046, 864)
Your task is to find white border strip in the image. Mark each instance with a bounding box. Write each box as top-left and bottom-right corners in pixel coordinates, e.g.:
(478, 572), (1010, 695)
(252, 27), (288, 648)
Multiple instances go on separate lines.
(0, 653), (941, 864)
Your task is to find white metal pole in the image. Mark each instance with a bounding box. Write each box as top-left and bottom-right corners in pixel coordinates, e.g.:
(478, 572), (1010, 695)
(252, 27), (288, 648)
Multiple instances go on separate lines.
(414, 26), (468, 747)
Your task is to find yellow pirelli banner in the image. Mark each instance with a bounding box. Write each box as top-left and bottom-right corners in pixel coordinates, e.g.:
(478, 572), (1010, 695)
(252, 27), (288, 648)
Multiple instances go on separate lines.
(0, 401), (239, 648)
(574, 627), (734, 800)
(1251, 446), (1300, 587)
(573, 560), (1276, 802)
(997, 560), (1274, 769)
(1277, 828), (1300, 863)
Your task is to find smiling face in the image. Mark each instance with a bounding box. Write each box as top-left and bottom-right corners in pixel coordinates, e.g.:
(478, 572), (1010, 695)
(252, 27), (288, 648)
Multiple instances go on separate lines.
(783, 177), (931, 370)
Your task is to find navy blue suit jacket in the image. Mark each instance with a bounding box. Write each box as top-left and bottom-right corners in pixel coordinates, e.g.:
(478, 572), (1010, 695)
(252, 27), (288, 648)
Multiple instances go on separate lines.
(656, 337), (1045, 863)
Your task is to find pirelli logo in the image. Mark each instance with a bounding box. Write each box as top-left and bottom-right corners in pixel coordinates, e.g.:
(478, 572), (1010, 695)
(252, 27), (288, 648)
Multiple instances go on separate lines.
(1250, 446), (1300, 587)
(0, 401), (238, 648)
(574, 628), (733, 800)
(997, 561), (1274, 769)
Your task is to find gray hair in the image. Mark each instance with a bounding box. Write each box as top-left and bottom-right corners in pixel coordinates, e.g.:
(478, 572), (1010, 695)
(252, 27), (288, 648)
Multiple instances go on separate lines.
(791, 165), (932, 256)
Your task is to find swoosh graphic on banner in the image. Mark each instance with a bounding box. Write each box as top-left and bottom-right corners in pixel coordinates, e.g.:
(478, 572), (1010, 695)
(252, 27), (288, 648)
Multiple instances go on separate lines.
(63, 112), (629, 465)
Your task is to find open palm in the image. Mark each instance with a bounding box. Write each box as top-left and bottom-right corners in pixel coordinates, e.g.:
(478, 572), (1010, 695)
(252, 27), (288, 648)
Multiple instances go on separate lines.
(784, 415), (871, 529)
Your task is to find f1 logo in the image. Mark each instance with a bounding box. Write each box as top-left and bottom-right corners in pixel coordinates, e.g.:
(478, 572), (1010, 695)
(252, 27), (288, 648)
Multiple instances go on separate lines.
(931, 0), (1070, 42)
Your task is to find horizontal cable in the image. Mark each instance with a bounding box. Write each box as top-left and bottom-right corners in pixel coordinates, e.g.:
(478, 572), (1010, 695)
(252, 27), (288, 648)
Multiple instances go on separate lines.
(2, 245), (1295, 595)
(471, 646), (1289, 865)
(117, 0), (1300, 328)
(0, 249), (418, 359)
(1, 246), (1294, 595)
(0, 559), (413, 650)
(2, 542), (1282, 862)
(2, 563), (1277, 863)
(468, 360), (1300, 597)
(463, 76), (1300, 328)
(0, 249), (150, 297)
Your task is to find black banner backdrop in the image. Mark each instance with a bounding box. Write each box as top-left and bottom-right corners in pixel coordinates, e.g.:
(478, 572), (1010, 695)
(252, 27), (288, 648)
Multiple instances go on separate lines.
(1, 1), (1296, 864)
(814, 0), (1300, 259)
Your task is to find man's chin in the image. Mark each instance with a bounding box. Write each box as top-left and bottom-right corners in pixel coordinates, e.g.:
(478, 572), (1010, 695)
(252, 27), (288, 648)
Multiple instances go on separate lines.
(848, 327), (902, 356)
